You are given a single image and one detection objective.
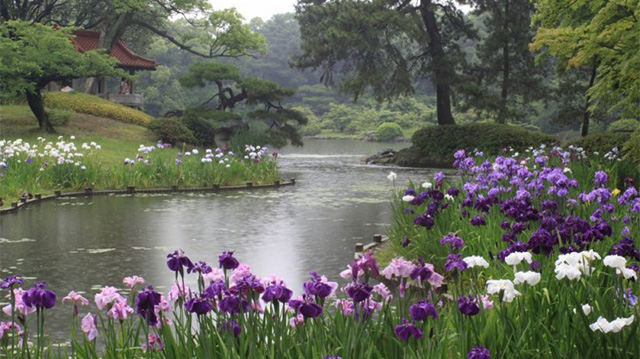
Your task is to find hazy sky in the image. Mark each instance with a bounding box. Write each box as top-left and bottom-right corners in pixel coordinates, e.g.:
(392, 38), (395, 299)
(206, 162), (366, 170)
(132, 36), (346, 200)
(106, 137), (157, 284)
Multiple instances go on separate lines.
(211, 0), (296, 21)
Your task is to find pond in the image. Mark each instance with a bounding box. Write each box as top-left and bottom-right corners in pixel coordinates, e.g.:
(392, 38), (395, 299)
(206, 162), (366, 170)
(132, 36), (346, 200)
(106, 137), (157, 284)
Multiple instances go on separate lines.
(0, 139), (436, 337)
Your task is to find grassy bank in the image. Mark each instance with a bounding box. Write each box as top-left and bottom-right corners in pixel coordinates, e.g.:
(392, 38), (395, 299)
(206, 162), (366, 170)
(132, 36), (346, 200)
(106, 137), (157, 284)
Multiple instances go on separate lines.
(0, 105), (280, 207)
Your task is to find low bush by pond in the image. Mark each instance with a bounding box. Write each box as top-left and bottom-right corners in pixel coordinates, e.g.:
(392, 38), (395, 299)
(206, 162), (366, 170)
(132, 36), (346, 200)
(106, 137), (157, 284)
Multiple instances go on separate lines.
(0, 137), (280, 205)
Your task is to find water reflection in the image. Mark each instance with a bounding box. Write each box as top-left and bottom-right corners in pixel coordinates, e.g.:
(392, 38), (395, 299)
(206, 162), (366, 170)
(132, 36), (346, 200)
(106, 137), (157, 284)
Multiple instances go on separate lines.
(0, 139), (436, 337)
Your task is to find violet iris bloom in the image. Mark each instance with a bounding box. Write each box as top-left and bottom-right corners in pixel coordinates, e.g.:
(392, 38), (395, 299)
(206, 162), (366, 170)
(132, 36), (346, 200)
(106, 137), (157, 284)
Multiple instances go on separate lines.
(188, 261), (212, 274)
(440, 233), (464, 250)
(467, 345), (491, 359)
(401, 237), (411, 247)
(470, 216), (487, 226)
(185, 296), (213, 315)
(458, 295), (481, 316)
(445, 254), (468, 272)
(22, 282), (56, 309)
(409, 299), (438, 321)
(344, 281), (373, 303)
(218, 294), (249, 314)
(262, 282), (293, 303)
(166, 250), (194, 273)
(204, 281), (227, 299)
(136, 286), (162, 326)
(288, 296), (323, 318)
(394, 319), (423, 341)
(1, 275), (24, 289)
(235, 274), (265, 295)
(218, 251), (240, 270)
(303, 272), (337, 299)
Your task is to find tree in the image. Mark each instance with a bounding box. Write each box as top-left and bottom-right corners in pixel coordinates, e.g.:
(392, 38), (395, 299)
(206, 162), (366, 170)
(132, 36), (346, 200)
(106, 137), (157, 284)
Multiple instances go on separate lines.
(460, 0), (549, 124)
(294, 0), (476, 126)
(0, 21), (118, 132)
(179, 62), (308, 146)
(531, 0), (640, 136)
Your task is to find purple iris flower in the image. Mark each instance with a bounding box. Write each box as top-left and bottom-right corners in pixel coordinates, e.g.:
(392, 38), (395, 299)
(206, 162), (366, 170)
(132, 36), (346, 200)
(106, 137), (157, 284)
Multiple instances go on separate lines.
(204, 280), (227, 299)
(0, 274), (24, 289)
(288, 296), (323, 318)
(188, 261), (212, 274)
(410, 258), (433, 282)
(218, 294), (249, 314)
(218, 251), (240, 270)
(166, 250), (194, 273)
(470, 216), (486, 226)
(447, 186), (460, 197)
(458, 295), (481, 316)
(445, 254), (468, 272)
(344, 281), (373, 303)
(394, 318), (423, 341)
(594, 171), (609, 187)
(221, 320), (242, 337)
(467, 345), (491, 359)
(401, 237), (411, 247)
(409, 299), (438, 321)
(324, 356), (342, 359)
(303, 272), (335, 299)
(414, 213), (435, 229)
(25, 158), (33, 164)
(262, 282), (293, 303)
(403, 208), (414, 215)
(136, 286), (162, 326)
(22, 282), (56, 309)
(404, 188), (416, 197)
(235, 274), (265, 295)
(185, 296), (213, 315)
(440, 233), (464, 250)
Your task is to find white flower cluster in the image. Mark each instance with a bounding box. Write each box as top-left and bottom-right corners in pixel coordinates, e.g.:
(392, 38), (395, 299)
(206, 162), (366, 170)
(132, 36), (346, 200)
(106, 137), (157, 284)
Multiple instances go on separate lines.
(554, 250), (601, 280)
(244, 145), (268, 161)
(589, 316), (634, 333)
(0, 136), (98, 170)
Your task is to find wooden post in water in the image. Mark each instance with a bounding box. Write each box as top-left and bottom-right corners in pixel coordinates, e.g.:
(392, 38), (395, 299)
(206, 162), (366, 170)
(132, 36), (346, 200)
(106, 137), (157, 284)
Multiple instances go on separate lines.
(355, 243), (364, 253)
(54, 190), (61, 197)
(35, 194), (42, 200)
(127, 186), (135, 194)
(274, 180), (280, 187)
(85, 187), (93, 196)
(246, 182), (253, 189)
(373, 234), (383, 244)
(11, 202), (18, 208)
(171, 185), (178, 192)
(213, 184), (220, 192)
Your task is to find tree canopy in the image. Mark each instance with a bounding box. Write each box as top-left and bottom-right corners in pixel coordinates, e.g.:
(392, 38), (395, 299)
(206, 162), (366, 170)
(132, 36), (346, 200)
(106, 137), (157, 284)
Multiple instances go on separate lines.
(0, 20), (119, 131)
(294, 0), (475, 126)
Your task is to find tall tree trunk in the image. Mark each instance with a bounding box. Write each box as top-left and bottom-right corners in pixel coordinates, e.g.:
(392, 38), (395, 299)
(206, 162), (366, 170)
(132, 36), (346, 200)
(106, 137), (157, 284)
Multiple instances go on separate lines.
(498, 0), (510, 125)
(581, 65), (598, 137)
(420, 0), (455, 126)
(26, 89), (55, 133)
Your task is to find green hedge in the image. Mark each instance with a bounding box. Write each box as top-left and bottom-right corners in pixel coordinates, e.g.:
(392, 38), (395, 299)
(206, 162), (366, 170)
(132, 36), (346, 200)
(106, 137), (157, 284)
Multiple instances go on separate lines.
(411, 123), (557, 157)
(148, 118), (196, 145)
(608, 119), (640, 133)
(568, 132), (631, 155)
(45, 92), (153, 126)
(376, 122), (404, 141)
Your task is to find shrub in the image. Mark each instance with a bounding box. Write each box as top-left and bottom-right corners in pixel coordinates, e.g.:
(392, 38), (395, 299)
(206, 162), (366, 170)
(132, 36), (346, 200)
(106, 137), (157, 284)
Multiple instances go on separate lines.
(412, 123), (556, 157)
(47, 109), (72, 127)
(45, 92), (153, 126)
(300, 122), (322, 136)
(376, 122), (404, 141)
(624, 127), (640, 162)
(568, 132), (631, 155)
(147, 118), (196, 145)
(608, 119), (639, 133)
(181, 115), (217, 147)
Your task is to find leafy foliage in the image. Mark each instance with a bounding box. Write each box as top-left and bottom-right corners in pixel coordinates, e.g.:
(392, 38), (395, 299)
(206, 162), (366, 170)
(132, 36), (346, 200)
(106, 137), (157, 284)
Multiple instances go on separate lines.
(147, 118), (196, 145)
(608, 119), (639, 133)
(376, 122), (404, 141)
(45, 92), (153, 126)
(532, 0), (640, 118)
(412, 123), (557, 157)
(567, 132), (630, 156)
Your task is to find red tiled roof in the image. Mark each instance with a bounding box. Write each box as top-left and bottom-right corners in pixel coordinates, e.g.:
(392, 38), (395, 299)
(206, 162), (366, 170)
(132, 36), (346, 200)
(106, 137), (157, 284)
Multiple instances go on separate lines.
(71, 30), (158, 70)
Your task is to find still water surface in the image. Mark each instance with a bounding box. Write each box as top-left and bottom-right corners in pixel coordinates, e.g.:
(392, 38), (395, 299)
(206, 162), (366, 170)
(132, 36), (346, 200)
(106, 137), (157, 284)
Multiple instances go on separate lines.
(0, 139), (435, 337)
